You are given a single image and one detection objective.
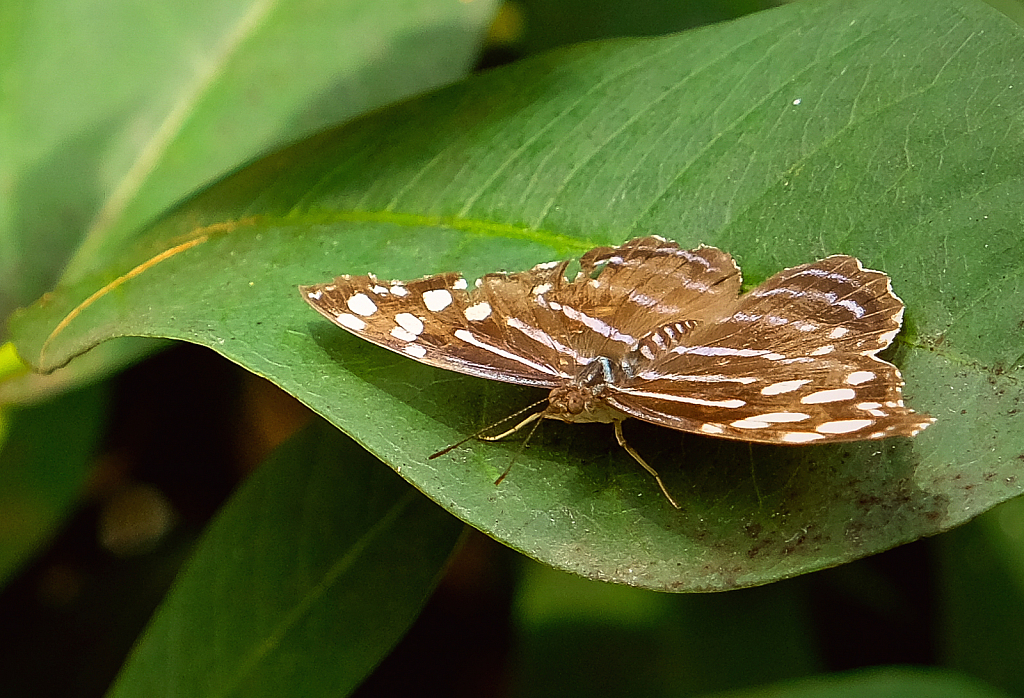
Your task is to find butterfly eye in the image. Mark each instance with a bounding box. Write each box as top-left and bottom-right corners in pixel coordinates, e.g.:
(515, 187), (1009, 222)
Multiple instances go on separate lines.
(567, 393), (587, 415)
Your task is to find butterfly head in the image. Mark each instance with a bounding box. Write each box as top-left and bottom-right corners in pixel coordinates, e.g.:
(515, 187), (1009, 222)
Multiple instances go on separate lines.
(545, 356), (630, 425)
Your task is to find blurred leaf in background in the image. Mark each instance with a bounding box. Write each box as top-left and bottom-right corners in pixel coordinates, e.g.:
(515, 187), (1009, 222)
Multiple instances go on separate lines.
(1, 0), (495, 694)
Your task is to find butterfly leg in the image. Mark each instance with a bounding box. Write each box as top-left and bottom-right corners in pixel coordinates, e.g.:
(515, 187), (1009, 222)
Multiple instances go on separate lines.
(613, 421), (680, 510)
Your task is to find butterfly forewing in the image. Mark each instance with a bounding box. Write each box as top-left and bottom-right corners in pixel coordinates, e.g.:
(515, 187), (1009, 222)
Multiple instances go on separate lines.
(301, 263), (583, 388)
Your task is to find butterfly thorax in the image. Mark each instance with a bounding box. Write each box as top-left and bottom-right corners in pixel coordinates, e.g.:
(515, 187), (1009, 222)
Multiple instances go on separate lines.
(544, 356), (630, 425)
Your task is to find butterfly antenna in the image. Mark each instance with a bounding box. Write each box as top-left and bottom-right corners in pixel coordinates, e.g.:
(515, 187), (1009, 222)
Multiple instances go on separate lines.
(494, 410), (545, 485)
(429, 397), (549, 459)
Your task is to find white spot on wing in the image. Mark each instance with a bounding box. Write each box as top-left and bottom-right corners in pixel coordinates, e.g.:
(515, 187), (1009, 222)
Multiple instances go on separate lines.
(755, 412), (811, 423)
(816, 419), (873, 434)
(801, 388), (856, 404)
(403, 344), (427, 359)
(532, 282), (552, 295)
(701, 423), (725, 434)
(395, 312), (424, 336)
(307, 289), (323, 301)
(730, 418), (770, 429)
(828, 326), (849, 339)
(875, 328), (899, 348)
(808, 344), (834, 356)
(390, 285), (408, 297)
(452, 277), (468, 291)
(335, 313), (366, 331)
(558, 304), (636, 344)
(781, 432), (825, 443)
(761, 379), (811, 396)
(614, 388), (745, 408)
(846, 370), (875, 385)
(630, 292), (660, 308)
(913, 419), (935, 434)
(464, 302), (492, 321)
(423, 288), (453, 311)
(838, 299), (865, 318)
(347, 293), (378, 317)
(390, 327), (417, 342)
(730, 412), (809, 429)
(453, 329), (562, 377)
(731, 312), (762, 322)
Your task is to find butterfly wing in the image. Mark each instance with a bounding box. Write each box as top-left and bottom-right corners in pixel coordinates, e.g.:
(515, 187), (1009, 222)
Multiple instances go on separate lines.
(605, 255), (935, 442)
(554, 236), (742, 358)
(301, 264), (577, 388)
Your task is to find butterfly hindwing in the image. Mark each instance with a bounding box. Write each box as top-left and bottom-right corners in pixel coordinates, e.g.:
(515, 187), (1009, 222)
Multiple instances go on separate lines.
(604, 255), (933, 442)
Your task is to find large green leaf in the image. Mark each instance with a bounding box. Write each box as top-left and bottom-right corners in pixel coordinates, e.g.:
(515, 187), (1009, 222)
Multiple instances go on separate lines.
(0, 0), (496, 384)
(105, 420), (464, 698)
(10, 0), (1024, 590)
(1, 0), (495, 293)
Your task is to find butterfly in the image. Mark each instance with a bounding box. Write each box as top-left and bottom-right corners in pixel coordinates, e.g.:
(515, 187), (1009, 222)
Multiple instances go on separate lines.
(300, 236), (934, 507)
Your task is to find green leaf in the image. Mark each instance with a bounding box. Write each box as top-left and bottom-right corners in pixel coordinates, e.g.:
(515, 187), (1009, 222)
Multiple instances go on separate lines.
(0, 383), (107, 585)
(515, 561), (819, 696)
(10, 0), (1024, 590)
(697, 666), (1011, 698)
(1, 0), (496, 292)
(0, 0), (496, 392)
(105, 419), (464, 698)
(936, 498), (1024, 695)
(515, 0), (775, 53)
